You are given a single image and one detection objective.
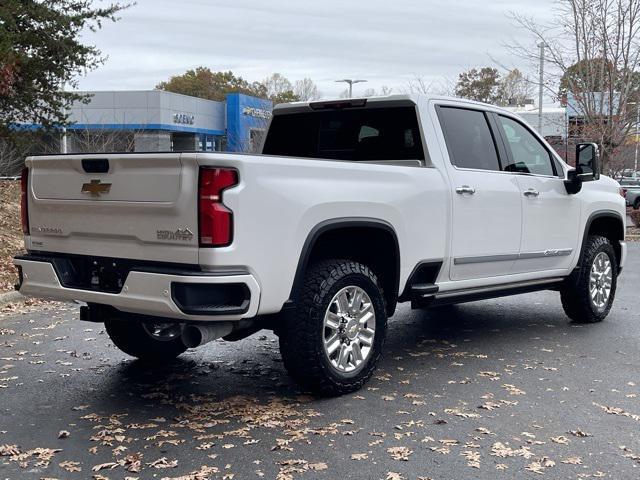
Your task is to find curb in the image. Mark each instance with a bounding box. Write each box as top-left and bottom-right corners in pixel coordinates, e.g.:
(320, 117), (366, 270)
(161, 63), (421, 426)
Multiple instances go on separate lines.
(0, 291), (24, 307)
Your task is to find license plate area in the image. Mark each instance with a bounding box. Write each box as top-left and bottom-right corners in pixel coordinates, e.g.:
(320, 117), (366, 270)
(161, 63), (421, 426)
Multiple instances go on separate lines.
(52, 256), (129, 294)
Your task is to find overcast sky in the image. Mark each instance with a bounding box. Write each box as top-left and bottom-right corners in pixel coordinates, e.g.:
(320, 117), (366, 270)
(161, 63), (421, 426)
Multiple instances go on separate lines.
(78, 0), (557, 98)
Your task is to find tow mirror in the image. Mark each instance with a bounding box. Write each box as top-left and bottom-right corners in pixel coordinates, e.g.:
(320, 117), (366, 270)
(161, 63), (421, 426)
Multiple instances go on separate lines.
(565, 143), (600, 195)
(576, 143), (600, 181)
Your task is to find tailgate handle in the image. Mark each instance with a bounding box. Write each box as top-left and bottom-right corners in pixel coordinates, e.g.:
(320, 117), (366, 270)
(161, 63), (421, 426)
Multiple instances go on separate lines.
(82, 159), (109, 173)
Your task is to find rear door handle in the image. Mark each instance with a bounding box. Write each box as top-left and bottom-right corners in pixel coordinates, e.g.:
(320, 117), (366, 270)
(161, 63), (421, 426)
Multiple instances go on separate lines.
(523, 188), (540, 197)
(455, 185), (476, 195)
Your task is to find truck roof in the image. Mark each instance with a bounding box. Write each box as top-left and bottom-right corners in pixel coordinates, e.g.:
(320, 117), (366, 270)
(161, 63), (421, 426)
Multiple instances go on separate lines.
(273, 93), (507, 114)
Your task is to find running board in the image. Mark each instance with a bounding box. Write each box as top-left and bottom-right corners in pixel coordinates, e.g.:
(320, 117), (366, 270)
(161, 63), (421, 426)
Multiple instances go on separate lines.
(412, 277), (565, 309)
(410, 283), (439, 297)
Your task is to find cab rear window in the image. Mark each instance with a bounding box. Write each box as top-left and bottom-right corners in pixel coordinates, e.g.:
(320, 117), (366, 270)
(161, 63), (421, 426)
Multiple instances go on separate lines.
(262, 106), (425, 162)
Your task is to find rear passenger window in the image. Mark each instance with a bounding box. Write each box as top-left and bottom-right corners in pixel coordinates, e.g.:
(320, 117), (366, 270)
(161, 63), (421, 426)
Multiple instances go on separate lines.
(262, 106), (425, 162)
(437, 107), (501, 171)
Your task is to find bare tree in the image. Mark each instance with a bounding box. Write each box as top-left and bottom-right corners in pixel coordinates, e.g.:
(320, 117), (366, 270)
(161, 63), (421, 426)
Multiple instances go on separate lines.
(0, 137), (27, 176)
(69, 128), (135, 153)
(0, 126), (138, 176)
(360, 86), (394, 98)
(405, 75), (435, 95)
(0, 132), (58, 176)
(261, 73), (298, 103)
(509, 0), (640, 169)
(293, 78), (321, 101)
(497, 69), (535, 106)
(608, 143), (638, 179)
(404, 76), (454, 96)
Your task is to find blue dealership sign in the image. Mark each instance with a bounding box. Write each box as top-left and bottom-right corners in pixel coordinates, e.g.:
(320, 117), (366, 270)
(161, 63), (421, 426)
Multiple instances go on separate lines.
(226, 93), (273, 152)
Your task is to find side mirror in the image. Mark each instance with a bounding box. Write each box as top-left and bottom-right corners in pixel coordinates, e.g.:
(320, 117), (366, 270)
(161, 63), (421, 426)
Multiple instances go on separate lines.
(576, 143), (600, 181)
(565, 143), (600, 195)
(564, 169), (582, 194)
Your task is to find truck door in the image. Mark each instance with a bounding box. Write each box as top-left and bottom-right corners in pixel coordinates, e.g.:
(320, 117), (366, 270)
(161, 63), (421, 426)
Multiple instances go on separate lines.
(492, 114), (581, 274)
(436, 106), (522, 281)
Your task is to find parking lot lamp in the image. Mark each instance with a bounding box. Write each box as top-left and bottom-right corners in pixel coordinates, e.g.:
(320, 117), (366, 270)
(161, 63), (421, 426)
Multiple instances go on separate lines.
(335, 79), (367, 98)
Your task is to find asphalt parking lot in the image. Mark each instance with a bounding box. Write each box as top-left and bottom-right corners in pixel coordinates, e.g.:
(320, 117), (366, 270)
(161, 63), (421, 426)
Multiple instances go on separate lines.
(1, 245), (639, 480)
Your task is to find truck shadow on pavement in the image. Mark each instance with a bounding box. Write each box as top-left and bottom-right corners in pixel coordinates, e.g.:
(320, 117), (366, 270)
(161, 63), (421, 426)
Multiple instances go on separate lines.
(96, 295), (583, 407)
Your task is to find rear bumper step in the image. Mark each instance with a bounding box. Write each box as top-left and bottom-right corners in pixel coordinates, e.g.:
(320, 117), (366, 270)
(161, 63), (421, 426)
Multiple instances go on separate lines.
(14, 255), (260, 322)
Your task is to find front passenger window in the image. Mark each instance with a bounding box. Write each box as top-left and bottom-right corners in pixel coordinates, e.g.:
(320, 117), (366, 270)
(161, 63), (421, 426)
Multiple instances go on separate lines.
(498, 116), (555, 176)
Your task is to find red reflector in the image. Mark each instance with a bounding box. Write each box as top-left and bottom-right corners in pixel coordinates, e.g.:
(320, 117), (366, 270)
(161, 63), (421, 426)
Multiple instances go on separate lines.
(20, 167), (29, 235)
(198, 168), (238, 247)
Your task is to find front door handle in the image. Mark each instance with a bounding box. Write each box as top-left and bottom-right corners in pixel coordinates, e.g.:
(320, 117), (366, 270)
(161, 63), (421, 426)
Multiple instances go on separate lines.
(455, 185), (476, 195)
(523, 188), (540, 197)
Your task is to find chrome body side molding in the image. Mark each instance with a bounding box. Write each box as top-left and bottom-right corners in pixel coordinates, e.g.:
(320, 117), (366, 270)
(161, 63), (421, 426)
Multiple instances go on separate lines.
(454, 249), (573, 265)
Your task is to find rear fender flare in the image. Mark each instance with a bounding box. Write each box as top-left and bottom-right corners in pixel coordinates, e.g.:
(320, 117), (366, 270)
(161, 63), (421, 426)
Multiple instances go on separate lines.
(287, 217), (400, 303)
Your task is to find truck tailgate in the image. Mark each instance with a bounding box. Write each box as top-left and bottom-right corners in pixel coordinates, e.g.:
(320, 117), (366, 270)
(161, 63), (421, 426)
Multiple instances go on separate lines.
(25, 153), (199, 264)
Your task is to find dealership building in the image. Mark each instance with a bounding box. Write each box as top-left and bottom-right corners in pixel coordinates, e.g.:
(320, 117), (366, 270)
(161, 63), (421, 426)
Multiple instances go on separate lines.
(60, 90), (273, 153)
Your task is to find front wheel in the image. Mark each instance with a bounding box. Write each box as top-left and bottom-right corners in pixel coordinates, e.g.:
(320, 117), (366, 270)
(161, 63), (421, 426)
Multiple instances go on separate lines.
(279, 260), (388, 396)
(105, 317), (187, 361)
(560, 235), (618, 323)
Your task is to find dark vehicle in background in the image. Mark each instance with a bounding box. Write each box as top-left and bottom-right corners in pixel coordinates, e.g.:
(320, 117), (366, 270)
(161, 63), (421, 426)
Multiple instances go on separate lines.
(625, 186), (640, 209)
(619, 178), (640, 209)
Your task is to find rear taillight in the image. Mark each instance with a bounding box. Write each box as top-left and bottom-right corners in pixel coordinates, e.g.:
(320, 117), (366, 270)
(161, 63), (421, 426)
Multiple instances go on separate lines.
(198, 167), (238, 247)
(20, 167), (29, 235)
(620, 187), (627, 198)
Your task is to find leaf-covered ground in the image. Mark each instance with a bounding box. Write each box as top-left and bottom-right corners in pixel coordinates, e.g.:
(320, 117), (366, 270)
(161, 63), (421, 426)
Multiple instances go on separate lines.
(1, 245), (639, 480)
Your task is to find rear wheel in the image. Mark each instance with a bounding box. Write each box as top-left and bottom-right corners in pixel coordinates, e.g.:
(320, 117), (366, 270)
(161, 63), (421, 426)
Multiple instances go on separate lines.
(560, 235), (617, 323)
(279, 260), (387, 396)
(634, 198), (640, 210)
(105, 317), (187, 361)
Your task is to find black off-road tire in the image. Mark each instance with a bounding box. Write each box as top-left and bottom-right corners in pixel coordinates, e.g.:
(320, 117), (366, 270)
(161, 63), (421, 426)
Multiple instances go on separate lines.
(104, 318), (187, 361)
(634, 198), (640, 210)
(560, 235), (618, 323)
(279, 260), (388, 396)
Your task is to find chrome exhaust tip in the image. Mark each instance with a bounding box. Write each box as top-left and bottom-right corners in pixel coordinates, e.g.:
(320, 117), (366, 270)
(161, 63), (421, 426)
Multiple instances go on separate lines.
(182, 323), (233, 348)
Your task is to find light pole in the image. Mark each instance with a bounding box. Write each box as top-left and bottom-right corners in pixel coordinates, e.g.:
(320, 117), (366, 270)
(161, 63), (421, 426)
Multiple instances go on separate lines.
(335, 79), (367, 98)
(629, 101), (640, 178)
(538, 42), (545, 135)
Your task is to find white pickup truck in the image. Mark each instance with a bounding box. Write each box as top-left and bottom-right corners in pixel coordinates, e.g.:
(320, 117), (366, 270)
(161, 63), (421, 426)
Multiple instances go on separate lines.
(15, 95), (627, 395)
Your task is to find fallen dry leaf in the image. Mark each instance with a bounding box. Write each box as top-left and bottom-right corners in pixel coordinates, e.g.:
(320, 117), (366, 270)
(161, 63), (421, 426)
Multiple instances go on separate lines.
(461, 450), (481, 468)
(386, 473), (404, 480)
(387, 446), (413, 461)
(59, 460), (81, 472)
(0, 444), (20, 456)
(351, 453), (368, 460)
(92, 462), (119, 472)
(551, 436), (569, 445)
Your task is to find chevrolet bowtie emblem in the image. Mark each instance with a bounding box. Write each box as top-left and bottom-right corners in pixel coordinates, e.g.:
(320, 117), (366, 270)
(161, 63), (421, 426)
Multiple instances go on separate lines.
(81, 179), (112, 197)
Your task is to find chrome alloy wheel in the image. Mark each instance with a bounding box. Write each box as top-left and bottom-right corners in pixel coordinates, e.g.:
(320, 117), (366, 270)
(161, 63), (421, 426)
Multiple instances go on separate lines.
(141, 322), (183, 342)
(589, 252), (613, 312)
(323, 286), (376, 374)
